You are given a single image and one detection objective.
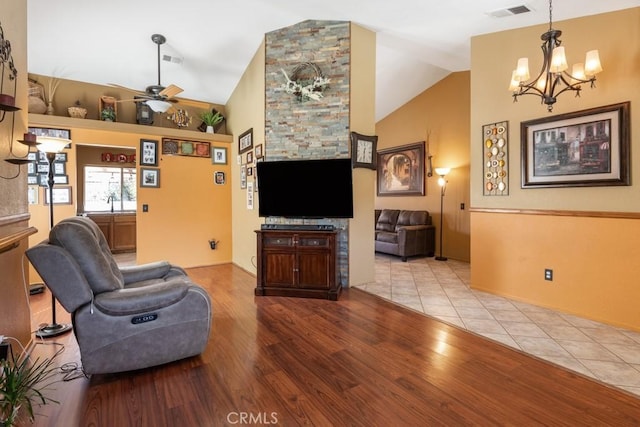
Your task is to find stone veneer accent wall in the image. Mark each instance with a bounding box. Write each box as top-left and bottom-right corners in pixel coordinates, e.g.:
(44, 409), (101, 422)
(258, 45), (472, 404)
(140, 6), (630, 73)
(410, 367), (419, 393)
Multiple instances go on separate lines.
(264, 20), (351, 284)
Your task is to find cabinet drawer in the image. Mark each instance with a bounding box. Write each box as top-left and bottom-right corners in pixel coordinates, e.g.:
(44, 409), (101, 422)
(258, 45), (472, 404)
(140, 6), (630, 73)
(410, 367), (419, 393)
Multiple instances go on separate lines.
(298, 237), (329, 247)
(264, 236), (293, 247)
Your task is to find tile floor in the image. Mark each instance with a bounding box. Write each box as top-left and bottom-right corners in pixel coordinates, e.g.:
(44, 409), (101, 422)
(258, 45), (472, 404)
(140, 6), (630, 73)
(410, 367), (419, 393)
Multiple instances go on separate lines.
(354, 254), (640, 398)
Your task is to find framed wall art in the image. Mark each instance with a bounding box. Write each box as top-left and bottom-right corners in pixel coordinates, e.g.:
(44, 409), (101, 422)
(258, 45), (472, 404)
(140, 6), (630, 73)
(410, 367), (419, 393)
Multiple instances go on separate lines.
(140, 168), (160, 188)
(521, 102), (630, 188)
(214, 171), (226, 185)
(28, 127), (71, 143)
(44, 186), (72, 205)
(212, 147), (228, 164)
(162, 138), (211, 158)
(376, 141), (425, 196)
(140, 139), (158, 166)
(255, 144), (263, 159)
(238, 128), (253, 154)
(482, 121), (509, 195)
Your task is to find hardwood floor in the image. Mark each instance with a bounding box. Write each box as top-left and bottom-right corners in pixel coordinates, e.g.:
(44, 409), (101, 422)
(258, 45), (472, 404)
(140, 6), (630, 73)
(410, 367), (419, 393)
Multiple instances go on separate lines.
(26, 263), (640, 426)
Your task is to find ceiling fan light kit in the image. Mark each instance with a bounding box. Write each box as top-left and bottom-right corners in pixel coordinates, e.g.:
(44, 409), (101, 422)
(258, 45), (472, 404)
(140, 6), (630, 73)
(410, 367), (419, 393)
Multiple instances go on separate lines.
(110, 33), (209, 115)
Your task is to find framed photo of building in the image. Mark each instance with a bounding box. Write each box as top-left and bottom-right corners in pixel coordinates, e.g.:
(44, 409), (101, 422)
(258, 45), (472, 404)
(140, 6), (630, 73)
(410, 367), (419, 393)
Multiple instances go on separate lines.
(521, 102), (630, 188)
(376, 141), (425, 196)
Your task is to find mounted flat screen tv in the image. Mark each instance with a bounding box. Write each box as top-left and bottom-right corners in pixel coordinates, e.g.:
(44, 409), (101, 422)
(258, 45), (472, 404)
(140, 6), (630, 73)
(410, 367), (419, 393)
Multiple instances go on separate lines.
(257, 158), (353, 218)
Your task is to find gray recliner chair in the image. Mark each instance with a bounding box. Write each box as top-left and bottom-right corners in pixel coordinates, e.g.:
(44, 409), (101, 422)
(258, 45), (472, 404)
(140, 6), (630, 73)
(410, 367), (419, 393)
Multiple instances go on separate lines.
(26, 216), (211, 374)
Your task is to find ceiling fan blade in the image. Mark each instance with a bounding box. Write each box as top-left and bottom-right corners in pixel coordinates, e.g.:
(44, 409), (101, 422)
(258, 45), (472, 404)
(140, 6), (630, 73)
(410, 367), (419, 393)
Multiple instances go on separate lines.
(114, 98), (150, 103)
(159, 84), (183, 99)
(173, 97), (211, 109)
(108, 83), (146, 95)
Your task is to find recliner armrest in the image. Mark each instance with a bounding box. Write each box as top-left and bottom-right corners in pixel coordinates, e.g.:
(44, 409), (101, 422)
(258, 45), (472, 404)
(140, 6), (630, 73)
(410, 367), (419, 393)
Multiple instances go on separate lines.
(120, 261), (178, 284)
(94, 278), (192, 315)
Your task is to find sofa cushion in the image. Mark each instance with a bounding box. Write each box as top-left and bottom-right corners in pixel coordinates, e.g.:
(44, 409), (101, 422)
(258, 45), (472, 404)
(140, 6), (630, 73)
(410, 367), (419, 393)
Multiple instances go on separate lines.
(396, 210), (429, 230)
(376, 209), (400, 232)
(376, 231), (398, 244)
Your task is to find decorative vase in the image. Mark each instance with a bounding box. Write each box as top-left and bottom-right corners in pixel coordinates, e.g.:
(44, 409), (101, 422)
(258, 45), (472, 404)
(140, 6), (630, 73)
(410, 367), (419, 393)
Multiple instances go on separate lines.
(46, 101), (54, 115)
(206, 125), (214, 134)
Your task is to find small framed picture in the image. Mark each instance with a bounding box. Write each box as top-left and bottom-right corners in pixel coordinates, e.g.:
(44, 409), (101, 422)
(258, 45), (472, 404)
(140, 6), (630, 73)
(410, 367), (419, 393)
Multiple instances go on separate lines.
(247, 166), (253, 176)
(140, 139), (158, 166)
(27, 162), (36, 175)
(27, 186), (38, 204)
(214, 171), (226, 185)
(212, 147), (227, 164)
(27, 175), (38, 185)
(140, 168), (160, 188)
(246, 151), (253, 164)
(44, 186), (72, 205)
(240, 165), (247, 189)
(255, 144), (263, 159)
(54, 162), (66, 175)
(238, 128), (253, 154)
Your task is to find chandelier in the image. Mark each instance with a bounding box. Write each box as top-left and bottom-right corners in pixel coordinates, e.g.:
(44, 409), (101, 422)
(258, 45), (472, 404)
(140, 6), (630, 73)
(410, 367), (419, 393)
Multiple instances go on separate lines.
(509, 0), (602, 111)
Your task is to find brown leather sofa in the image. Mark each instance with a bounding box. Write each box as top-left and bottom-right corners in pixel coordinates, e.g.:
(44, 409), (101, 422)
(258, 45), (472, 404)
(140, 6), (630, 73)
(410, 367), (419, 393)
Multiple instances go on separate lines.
(375, 209), (436, 261)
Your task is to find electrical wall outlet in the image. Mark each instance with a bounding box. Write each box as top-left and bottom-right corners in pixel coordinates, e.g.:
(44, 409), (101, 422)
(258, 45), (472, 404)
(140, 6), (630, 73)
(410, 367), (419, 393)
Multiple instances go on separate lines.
(544, 268), (553, 281)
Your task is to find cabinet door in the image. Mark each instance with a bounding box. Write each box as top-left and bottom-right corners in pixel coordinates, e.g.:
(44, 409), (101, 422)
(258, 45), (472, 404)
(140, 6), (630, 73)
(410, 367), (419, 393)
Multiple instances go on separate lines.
(112, 215), (136, 252)
(88, 216), (113, 249)
(297, 251), (331, 289)
(264, 252), (296, 287)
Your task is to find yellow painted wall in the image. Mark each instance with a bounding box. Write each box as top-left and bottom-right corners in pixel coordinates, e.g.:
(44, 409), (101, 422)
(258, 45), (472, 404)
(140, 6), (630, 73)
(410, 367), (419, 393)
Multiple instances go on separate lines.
(226, 41), (265, 274)
(348, 23), (376, 286)
(470, 8), (640, 329)
(27, 118), (232, 274)
(375, 72), (471, 261)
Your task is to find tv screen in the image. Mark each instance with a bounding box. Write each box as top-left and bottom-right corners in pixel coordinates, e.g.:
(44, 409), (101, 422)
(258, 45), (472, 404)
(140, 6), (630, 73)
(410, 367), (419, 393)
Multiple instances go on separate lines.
(257, 158), (354, 218)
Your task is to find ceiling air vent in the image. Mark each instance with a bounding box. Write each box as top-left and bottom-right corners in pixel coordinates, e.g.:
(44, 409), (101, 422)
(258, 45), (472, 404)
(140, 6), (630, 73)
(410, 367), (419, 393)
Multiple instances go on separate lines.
(162, 54), (183, 65)
(487, 4), (532, 18)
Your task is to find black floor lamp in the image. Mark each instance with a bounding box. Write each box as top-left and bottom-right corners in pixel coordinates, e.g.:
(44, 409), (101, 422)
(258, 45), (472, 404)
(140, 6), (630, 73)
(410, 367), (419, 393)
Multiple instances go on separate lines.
(34, 136), (73, 339)
(434, 167), (450, 262)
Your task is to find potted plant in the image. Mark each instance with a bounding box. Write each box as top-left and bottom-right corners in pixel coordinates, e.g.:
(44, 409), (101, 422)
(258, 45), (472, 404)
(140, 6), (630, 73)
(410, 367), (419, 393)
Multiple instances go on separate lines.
(0, 349), (61, 426)
(199, 110), (224, 133)
(100, 106), (116, 122)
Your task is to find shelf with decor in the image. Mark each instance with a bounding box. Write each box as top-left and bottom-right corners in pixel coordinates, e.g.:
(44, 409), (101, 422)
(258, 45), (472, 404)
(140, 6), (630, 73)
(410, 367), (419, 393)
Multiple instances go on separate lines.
(28, 113), (233, 144)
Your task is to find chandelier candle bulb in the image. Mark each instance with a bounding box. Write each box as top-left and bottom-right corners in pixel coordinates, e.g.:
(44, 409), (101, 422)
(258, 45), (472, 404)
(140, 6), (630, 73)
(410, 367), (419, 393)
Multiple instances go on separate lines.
(585, 50), (602, 76)
(571, 63), (586, 84)
(509, 70), (520, 91)
(550, 46), (568, 73)
(515, 58), (530, 81)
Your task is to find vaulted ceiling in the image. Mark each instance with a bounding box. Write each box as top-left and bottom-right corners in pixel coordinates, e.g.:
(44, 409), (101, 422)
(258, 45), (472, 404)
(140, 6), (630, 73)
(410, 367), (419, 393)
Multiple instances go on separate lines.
(27, 0), (638, 120)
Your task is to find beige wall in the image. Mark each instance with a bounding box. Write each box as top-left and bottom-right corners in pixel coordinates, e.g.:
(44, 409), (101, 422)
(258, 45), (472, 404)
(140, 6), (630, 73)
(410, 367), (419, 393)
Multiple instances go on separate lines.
(348, 23), (376, 286)
(375, 72), (471, 261)
(470, 8), (640, 330)
(0, 0), (31, 349)
(226, 42), (265, 274)
(0, 0), (28, 217)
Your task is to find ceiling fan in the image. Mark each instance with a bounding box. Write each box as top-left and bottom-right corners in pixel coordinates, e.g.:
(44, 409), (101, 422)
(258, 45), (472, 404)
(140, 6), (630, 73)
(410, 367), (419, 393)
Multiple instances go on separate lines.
(111, 34), (207, 113)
